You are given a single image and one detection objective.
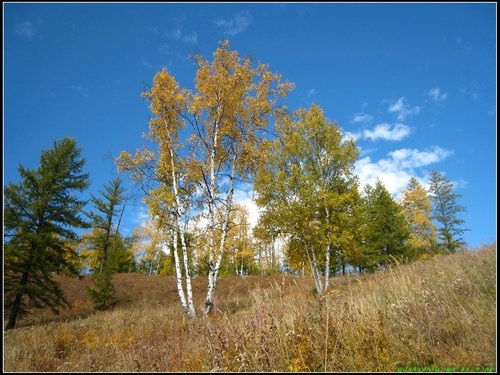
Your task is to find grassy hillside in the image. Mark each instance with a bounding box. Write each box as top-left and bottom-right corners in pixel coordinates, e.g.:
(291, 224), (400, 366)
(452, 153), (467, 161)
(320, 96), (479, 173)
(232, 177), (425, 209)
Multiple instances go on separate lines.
(3, 243), (496, 372)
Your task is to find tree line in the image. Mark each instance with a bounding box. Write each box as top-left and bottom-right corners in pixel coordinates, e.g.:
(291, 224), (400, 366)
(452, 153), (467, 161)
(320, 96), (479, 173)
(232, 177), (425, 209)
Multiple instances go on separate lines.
(4, 41), (468, 329)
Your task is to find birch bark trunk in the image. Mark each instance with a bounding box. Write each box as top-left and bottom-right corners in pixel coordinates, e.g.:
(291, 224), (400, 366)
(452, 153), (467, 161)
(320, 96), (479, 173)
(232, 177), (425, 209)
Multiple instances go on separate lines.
(171, 228), (188, 312)
(324, 207), (331, 291)
(204, 153), (236, 316)
(305, 245), (323, 294)
(203, 115), (219, 316)
(168, 133), (196, 317)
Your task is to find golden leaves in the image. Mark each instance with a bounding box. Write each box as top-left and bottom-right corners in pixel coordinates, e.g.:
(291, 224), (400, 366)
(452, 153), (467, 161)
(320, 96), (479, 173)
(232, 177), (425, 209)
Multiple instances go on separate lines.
(142, 68), (186, 146)
(400, 178), (438, 252)
(118, 40), (295, 262)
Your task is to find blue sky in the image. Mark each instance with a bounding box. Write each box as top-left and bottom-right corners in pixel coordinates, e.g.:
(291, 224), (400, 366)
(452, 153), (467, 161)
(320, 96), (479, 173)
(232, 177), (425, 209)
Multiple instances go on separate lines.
(4, 2), (497, 248)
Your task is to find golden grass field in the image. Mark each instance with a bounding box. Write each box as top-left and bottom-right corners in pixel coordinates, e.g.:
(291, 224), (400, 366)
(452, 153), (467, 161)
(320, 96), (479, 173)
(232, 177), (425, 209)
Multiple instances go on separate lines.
(3, 243), (496, 372)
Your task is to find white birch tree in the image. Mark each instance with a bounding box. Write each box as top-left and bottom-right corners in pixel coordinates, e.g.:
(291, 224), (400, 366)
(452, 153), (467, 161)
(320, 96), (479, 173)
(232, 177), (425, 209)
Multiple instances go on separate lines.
(117, 40), (293, 317)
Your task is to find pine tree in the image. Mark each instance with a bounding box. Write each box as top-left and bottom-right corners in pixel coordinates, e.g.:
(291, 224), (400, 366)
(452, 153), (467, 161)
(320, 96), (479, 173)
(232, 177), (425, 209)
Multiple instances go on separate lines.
(428, 169), (468, 252)
(4, 138), (90, 330)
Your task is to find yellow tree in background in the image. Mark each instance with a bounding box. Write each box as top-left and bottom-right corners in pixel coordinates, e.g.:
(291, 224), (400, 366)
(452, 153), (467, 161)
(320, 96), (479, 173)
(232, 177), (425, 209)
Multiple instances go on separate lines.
(400, 177), (438, 259)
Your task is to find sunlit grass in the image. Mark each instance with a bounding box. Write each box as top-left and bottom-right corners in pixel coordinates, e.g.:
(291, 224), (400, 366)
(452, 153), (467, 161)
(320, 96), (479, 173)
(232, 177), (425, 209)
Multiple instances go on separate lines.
(4, 243), (496, 371)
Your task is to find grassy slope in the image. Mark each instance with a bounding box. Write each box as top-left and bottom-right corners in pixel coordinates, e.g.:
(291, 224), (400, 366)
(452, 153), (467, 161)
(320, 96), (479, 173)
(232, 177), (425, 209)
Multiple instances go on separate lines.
(3, 243), (496, 372)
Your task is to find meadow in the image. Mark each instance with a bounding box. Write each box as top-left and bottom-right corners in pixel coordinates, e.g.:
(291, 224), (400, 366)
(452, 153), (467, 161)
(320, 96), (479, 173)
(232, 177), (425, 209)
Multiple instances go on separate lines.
(3, 243), (496, 372)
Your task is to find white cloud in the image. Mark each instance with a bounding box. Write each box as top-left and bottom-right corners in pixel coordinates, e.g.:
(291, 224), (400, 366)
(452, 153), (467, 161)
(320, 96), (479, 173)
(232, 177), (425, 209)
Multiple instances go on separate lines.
(363, 123), (411, 142)
(356, 156), (409, 196)
(427, 87), (448, 102)
(233, 187), (259, 229)
(187, 184), (259, 233)
(388, 146), (452, 169)
(14, 21), (34, 38)
(355, 146), (452, 196)
(214, 12), (252, 35)
(342, 131), (361, 143)
(344, 123), (410, 143)
(132, 205), (151, 227)
(120, 203), (151, 236)
(388, 97), (420, 121)
(351, 112), (373, 124)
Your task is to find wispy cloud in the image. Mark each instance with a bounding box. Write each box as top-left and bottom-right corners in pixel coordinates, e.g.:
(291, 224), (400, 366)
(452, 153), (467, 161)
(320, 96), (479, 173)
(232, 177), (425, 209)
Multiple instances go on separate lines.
(344, 123), (411, 143)
(351, 112), (373, 124)
(355, 146), (452, 196)
(460, 87), (479, 101)
(427, 87), (448, 102)
(168, 27), (198, 44)
(388, 97), (420, 121)
(214, 12), (252, 36)
(69, 85), (89, 98)
(14, 21), (35, 38)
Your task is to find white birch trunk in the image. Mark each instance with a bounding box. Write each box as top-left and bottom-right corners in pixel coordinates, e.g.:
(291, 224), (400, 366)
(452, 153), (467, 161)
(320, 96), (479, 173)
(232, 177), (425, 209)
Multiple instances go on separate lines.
(168, 138), (196, 318)
(324, 243), (331, 290)
(305, 245), (323, 294)
(311, 247), (324, 293)
(204, 153), (236, 316)
(179, 222), (196, 318)
(203, 117), (219, 316)
(324, 207), (331, 291)
(171, 228), (188, 311)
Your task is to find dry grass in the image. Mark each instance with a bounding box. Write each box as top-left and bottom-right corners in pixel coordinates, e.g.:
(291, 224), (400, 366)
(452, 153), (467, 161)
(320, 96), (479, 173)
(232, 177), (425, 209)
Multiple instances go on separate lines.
(3, 243), (496, 372)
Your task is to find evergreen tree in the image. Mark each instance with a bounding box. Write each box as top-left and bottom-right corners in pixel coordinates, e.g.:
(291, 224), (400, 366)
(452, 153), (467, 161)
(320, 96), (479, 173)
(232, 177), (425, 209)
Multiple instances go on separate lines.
(362, 180), (410, 271)
(86, 178), (127, 273)
(85, 178), (127, 310)
(428, 169), (468, 252)
(86, 248), (117, 310)
(4, 138), (90, 330)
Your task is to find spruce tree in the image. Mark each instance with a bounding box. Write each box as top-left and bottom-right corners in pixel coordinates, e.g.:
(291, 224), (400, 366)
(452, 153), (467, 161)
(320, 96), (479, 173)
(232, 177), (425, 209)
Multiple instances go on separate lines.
(428, 169), (468, 252)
